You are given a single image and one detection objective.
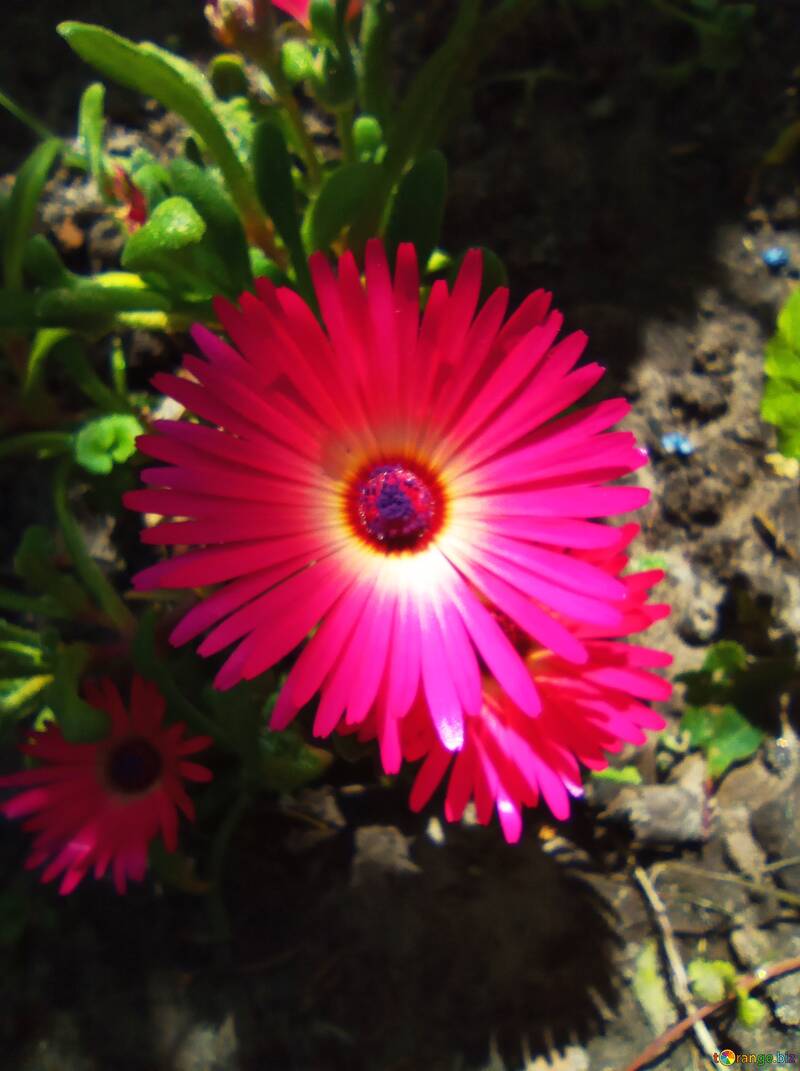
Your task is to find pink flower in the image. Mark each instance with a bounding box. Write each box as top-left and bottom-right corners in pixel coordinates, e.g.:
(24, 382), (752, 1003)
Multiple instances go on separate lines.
(272, 0), (362, 27)
(0, 676), (212, 894)
(126, 241), (651, 758)
(359, 524), (671, 841)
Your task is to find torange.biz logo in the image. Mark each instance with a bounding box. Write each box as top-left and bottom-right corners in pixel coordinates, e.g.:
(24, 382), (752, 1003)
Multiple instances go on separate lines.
(713, 1053), (798, 1066)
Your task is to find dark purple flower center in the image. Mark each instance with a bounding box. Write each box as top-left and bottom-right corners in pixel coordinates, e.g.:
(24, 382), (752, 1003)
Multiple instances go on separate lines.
(353, 462), (442, 553)
(106, 737), (163, 794)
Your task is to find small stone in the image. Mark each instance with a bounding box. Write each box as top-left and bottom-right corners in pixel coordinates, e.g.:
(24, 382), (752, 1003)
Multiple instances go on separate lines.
(762, 246), (790, 271)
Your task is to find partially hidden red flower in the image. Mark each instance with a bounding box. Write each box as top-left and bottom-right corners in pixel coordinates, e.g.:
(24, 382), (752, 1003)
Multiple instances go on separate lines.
(358, 524), (670, 841)
(0, 676), (212, 894)
(126, 240), (653, 761)
(109, 166), (147, 233)
(206, 0), (361, 41)
(271, 0), (362, 27)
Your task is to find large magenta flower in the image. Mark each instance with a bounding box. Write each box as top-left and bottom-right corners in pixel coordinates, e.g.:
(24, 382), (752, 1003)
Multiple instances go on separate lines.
(127, 241), (650, 756)
(0, 677), (211, 894)
(372, 524), (671, 841)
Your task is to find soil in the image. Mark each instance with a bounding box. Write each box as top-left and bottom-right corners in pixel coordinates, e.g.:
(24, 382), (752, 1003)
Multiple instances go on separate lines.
(2, 2), (800, 1070)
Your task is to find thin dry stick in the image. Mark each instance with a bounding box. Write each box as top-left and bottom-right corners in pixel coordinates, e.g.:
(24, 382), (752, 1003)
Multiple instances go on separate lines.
(622, 955), (800, 1071)
(633, 866), (719, 1061)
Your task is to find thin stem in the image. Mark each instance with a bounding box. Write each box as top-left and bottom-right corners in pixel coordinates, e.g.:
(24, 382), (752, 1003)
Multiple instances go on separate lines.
(336, 105), (357, 164)
(207, 785), (252, 943)
(53, 458), (136, 636)
(634, 866), (719, 1061)
(276, 79), (325, 188)
(0, 431), (72, 461)
(623, 956), (800, 1071)
(0, 89), (53, 141)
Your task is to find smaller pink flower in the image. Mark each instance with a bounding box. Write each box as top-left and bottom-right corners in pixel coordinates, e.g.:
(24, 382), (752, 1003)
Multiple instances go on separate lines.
(341, 525), (671, 841)
(272, 0), (362, 27)
(0, 676), (212, 894)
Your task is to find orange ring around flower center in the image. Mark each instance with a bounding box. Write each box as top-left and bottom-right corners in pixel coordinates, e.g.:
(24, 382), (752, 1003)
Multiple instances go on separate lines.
(345, 456), (447, 555)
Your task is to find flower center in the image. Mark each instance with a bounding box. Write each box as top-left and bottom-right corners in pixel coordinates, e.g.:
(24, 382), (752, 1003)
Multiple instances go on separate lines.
(350, 461), (443, 553)
(106, 737), (163, 794)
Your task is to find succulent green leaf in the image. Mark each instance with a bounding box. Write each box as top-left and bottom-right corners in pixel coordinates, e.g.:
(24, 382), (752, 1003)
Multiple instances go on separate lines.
(687, 958), (737, 1003)
(353, 115), (384, 162)
(260, 726), (333, 793)
(45, 642), (108, 743)
(38, 284), (171, 330)
(168, 159), (252, 296)
(762, 289), (800, 459)
(208, 53), (250, 100)
(23, 235), (74, 289)
(307, 161), (381, 252)
(281, 41), (315, 86)
(736, 993), (768, 1029)
(680, 704), (763, 779)
(359, 0), (393, 125)
(13, 526), (89, 617)
(0, 675), (52, 718)
(385, 150), (447, 269)
(78, 82), (107, 191)
(252, 120), (314, 302)
(121, 196), (205, 270)
(3, 138), (62, 290)
(74, 414), (144, 475)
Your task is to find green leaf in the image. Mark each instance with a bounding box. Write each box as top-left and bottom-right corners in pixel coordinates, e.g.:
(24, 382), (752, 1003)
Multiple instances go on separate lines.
(281, 41), (315, 86)
(14, 526), (90, 617)
(353, 115), (384, 162)
(0, 675), (52, 717)
(385, 150), (447, 268)
(78, 82), (107, 191)
(58, 23), (263, 234)
(121, 196), (206, 271)
(208, 53), (250, 100)
(252, 121), (314, 302)
(762, 289), (800, 459)
(0, 290), (38, 328)
(22, 235), (74, 288)
(701, 640), (748, 681)
(260, 726), (333, 793)
(45, 643), (108, 743)
(680, 704), (763, 778)
(359, 0), (393, 126)
(3, 138), (62, 290)
(736, 993), (767, 1029)
(687, 958), (737, 1003)
(592, 765), (642, 785)
(37, 284), (172, 330)
(307, 161), (381, 252)
(74, 414), (144, 475)
(168, 158), (252, 297)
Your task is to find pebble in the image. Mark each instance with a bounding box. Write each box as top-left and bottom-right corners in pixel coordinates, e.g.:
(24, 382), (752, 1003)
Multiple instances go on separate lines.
(761, 246), (790, 271)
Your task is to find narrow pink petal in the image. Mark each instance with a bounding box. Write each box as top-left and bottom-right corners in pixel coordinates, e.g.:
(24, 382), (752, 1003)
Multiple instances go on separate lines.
(454, 588), (541, 716)
(419, 600), (465, 751)
(198, 554), (352, 658)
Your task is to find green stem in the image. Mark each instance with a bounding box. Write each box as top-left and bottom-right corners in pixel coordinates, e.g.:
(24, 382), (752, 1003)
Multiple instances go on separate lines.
(0, 89), (53, 141)
(281, 89), (323, 188)
(207, 784), (252, 943)
(336, 105), (357, 164)
(53, 458), (136, 636)
(0, 589), (66, 622)
(0, 431), (72, 461)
